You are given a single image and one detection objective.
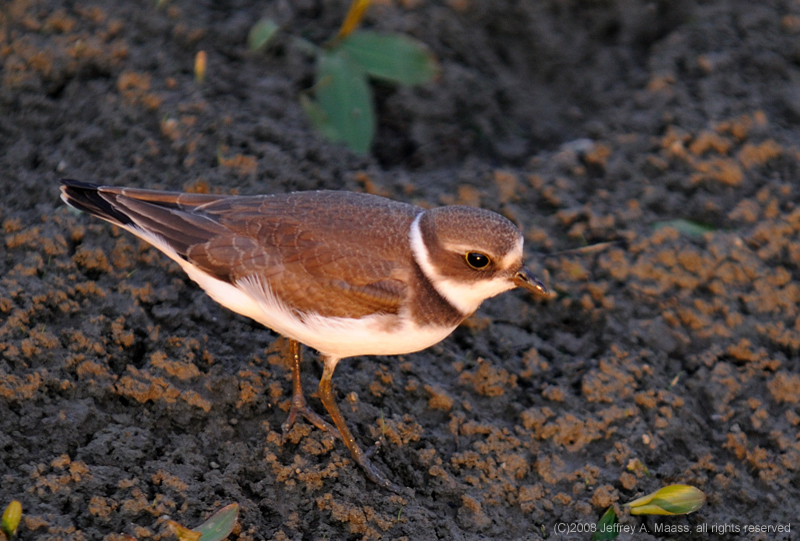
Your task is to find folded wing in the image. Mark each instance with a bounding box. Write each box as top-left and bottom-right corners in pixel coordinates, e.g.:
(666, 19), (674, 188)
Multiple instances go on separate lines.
(59, 180), (416, 319)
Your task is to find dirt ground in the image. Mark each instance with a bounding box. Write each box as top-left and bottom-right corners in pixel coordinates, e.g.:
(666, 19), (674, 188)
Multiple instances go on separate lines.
(1, 0), (799, 539)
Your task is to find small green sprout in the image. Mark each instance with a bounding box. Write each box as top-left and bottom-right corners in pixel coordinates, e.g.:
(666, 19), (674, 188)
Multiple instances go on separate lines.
(248, 19), (279, 52)
(593, 506), (618, 541)
(626, 458), (649, 477)
(166, 503), (239, 541)
(625, 485), (706, 516)
(668, 371), (684, 390)
(652, 219), (716, 237)
(1, 501), (22, 540)
(249, 0), (438, 154)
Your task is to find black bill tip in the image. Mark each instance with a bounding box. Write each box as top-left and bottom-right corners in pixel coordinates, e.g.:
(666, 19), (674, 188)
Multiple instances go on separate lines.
(513, 267), (549, 298)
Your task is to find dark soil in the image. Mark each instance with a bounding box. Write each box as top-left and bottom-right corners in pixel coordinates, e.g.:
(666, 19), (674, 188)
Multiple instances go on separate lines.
(2, 0), (799, 539)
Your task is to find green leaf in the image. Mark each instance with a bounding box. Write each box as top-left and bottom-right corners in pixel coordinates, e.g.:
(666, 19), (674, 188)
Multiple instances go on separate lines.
(248, 19), (279, 51)
(291, 36), (320, 56)
(299, 94), (342, 142)
(652, 219), (715, 237)
(593, 506), (619, 540)
(340, 31), (438, 86)
(315, 49), (374, 154)
(195, 503), (239, 541)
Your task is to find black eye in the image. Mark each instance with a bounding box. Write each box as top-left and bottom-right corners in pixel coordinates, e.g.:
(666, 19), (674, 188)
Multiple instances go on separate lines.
(465, 252), (491, 269)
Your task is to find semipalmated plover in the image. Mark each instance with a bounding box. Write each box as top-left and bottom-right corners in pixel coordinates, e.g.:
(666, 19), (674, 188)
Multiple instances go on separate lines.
(59, 179), (548, 491)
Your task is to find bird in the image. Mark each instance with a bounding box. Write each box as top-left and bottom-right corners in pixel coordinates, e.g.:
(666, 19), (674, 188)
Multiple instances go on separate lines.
(58, 179), (548, 491)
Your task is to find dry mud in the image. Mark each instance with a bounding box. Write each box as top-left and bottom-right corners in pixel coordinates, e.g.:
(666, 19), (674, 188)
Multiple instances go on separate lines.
(1, 0), (799, 540)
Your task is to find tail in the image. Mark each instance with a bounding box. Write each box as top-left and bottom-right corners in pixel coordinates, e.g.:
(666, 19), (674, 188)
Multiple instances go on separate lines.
(58, 179), (232, 264)
(59, 179), (133, 227)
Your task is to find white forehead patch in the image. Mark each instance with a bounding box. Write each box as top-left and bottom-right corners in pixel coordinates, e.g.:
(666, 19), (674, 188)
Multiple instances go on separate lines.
(501, 237), (524, 269)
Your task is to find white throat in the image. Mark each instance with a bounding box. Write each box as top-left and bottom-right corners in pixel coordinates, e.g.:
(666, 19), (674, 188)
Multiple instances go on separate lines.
(408, 214), (517, 316)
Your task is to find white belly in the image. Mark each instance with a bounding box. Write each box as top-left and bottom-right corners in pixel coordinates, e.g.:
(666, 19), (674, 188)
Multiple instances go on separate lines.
(200, 271), (457, 359)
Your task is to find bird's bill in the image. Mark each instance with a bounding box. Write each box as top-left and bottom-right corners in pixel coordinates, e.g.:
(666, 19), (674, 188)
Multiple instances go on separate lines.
(513, 268), (549, 298)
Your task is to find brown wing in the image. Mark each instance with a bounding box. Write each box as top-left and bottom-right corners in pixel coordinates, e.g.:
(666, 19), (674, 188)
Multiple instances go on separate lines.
(60, 181), (419, 318)
(187, 191), (420, 318)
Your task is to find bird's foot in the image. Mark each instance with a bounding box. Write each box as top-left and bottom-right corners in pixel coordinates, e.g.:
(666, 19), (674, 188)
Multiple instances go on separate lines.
(281, 392), (340, 442)
(353, 446), (410, 496)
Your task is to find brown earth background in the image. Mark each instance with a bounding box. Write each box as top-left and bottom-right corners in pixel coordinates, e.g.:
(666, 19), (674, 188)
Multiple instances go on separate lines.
(1, 0), (799, 539)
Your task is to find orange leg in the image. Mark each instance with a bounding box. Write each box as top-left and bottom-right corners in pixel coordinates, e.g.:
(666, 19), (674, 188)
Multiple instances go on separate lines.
(317, 356), (405, 493)
(281, 340), (338, 439)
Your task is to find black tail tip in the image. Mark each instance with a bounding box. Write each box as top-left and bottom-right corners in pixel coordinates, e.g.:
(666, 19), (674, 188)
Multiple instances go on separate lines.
(58, 179), (131, 227)
(59, 178), (102, 190)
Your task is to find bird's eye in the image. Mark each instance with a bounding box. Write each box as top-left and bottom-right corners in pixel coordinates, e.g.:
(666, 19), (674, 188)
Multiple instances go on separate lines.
(465, 252), (491, 270)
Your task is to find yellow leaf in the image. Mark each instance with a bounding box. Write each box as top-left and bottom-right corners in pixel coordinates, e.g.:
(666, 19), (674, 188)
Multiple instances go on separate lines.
(1, 501), (22, 538)
(626, 484), (706, 515)
(194, 51), (207, 84)
(166, 520), (202, 541)
(336, 0), (371, 40)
